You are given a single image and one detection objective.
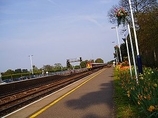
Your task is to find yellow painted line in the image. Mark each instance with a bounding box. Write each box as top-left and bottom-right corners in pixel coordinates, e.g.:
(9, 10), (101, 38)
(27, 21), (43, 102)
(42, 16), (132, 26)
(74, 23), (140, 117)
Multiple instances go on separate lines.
(29, 69), (105, 118)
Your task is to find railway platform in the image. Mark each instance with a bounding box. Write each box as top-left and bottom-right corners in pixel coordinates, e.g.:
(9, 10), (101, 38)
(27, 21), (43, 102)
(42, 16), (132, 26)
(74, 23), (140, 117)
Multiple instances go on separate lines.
(4, 67), (114, 118)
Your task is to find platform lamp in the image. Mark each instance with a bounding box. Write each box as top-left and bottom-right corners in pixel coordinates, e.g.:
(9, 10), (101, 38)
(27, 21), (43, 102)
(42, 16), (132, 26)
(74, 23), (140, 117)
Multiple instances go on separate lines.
(29, 55), (34, 75)
(128, 0), (143, 74)
(122, 38), (133, 79)
(111, 26), (122, 62)
(127, 24), (138, 82)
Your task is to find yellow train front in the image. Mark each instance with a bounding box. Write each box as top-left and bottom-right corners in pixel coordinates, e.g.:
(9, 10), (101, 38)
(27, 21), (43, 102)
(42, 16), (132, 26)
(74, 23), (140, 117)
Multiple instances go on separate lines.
(86, 62), (106, 70)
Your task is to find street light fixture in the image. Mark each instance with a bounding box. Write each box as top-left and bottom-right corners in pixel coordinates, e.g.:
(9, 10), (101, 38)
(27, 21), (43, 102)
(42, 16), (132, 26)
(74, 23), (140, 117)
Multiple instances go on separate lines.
(111, 26), (122, 62)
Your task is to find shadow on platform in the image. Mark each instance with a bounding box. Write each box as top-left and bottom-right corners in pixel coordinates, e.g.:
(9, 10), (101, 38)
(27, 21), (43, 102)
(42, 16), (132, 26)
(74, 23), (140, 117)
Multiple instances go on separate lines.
(65, 78), (114, 118)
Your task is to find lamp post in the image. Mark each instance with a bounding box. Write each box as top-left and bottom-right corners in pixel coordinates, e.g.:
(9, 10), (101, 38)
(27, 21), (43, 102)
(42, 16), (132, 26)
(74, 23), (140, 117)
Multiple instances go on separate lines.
(122, 38), (133, 79)
(112, 42), (119, 64)
(128, 0), (143, 74)
(111, 26), (122, 62)
(127, 24), (138, 82)
(29, 55), (34, 75)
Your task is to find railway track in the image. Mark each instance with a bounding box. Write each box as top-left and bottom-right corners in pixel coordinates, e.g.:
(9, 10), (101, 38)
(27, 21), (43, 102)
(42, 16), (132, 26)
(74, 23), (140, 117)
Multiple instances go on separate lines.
(0, 68), (100, 117)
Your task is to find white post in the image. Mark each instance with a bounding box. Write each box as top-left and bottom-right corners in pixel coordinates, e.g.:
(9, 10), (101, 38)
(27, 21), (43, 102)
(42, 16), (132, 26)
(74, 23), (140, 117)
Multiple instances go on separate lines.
(116, 26), (123, 62)
(112, 26), (122, 62)
(128, 0), (143, 75)
(29, 55), (34, 75)
(128, 0), (139, 55)
(127, 24), (138, 83)
(125, 38), (133, 78)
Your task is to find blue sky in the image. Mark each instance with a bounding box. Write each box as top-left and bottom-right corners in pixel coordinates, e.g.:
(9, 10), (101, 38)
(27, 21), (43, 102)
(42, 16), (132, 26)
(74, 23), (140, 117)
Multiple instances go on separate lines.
(0, 0), (122, 72)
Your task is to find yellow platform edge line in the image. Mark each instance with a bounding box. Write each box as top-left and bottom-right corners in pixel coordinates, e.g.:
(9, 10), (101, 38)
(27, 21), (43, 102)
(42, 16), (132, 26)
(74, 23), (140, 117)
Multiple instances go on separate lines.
(29, 69), (105, 118)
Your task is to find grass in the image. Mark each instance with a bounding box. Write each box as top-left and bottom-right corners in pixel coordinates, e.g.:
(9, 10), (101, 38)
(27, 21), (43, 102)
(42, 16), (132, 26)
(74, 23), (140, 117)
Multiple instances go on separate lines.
(113, 70), (141, 118)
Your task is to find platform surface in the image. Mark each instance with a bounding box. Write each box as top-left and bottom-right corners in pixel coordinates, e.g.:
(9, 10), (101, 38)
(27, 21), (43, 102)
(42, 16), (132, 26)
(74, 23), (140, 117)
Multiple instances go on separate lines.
(4, 67), (114, 118)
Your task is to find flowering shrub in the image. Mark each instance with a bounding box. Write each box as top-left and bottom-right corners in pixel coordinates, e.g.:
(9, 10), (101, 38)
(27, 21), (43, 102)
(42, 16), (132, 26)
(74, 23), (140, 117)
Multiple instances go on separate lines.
(116, 66), (158, 117)
(115, 7), (128, 26)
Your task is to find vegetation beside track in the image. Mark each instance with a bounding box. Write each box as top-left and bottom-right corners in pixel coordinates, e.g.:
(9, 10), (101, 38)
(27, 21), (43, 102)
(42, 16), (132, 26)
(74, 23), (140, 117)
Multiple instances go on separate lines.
(114, 64), (158, 118)
(113, 67), (141, 118)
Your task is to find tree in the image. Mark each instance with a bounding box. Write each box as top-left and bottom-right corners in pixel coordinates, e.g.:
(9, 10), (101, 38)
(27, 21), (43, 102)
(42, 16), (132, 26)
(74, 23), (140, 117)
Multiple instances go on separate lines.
(95, 58), (104, 63)
(54, 63), (62, 67)
(3, 69), (15, 75)
(108, 0), (158, 25)
(15, 69), (22, 73)
(80, 60), (87, 68)
(74, 65), (80, 69)
(22, 69), (28, 73)
(137, 7), (158, 67)
(108, 0), (158, 67)
(43, 65), (53, 72)
(32, 65), (39, 74)
(114, 45), (121, 62)
(54, 63), (62, 71)
(120, 43), (127, 61)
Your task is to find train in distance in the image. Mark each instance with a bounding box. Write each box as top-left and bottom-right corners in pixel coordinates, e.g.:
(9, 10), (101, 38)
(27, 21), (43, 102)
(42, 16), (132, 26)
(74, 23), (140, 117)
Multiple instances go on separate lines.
(86, 62), (107, 70)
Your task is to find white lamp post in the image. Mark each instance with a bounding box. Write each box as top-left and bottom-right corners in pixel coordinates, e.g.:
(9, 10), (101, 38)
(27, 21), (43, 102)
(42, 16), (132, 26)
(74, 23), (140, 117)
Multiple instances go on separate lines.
(111, 26), (123, 62)
(127, 24), (138, 83)
(29, 55), (34, 75)
(123, 38), (133, 78)
(128, 0), (143, 74)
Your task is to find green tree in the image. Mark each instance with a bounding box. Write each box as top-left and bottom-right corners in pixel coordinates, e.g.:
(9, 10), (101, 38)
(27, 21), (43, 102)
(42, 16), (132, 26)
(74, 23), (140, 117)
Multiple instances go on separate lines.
(108, 0), (158, 25)
(3, 69), (14, 75)
(108, 0), (158, 67)
(15, 69), (22, 73)
(95, 58), (104, 63)
(121, 41), (127, 61)
(54, 63), (62, 71)
(22, 69), (28, 73)
(74, 65), (80, 69)
(80, 60), (87, 68)
(32, 65), (40, 74)
(137, 7), (158, 67)
(43, 65), (53, 72)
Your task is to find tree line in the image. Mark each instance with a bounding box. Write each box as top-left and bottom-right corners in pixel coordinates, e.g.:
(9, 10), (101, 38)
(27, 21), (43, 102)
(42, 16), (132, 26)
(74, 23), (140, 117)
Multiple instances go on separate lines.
(1, 58), (104, 80)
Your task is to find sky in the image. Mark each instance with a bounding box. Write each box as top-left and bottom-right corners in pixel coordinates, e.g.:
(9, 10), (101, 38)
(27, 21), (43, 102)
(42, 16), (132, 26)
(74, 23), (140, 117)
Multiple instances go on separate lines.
(0, 0), (123, 72)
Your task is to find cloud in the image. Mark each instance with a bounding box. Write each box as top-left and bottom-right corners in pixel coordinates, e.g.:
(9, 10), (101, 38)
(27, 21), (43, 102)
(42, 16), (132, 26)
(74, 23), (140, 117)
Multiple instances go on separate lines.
(85, 16), (103, 27)
(99, 0), (111, 4)
(47, 0), (58, 6)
